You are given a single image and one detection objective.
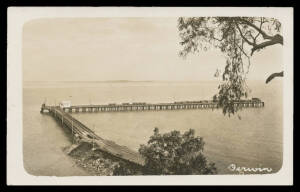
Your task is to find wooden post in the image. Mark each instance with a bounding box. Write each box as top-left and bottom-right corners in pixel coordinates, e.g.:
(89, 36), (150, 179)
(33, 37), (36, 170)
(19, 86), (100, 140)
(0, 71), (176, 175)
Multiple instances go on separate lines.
(72, 120), (74, 144)
(92, 134), (94, 149)
(92, 125), (95, 150)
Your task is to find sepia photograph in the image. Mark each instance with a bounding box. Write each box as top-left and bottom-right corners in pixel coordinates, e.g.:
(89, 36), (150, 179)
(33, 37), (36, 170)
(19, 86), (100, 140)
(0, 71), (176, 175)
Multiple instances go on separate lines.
(7, 7), (293, 185)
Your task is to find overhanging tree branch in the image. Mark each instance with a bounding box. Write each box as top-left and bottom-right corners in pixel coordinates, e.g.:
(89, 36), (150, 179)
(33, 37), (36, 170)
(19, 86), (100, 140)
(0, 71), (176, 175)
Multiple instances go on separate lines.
(266, 71), (284, 84)
(235, 21), (283, 56)
(237, 18), (284, 44)
(251, 34), (283, 55)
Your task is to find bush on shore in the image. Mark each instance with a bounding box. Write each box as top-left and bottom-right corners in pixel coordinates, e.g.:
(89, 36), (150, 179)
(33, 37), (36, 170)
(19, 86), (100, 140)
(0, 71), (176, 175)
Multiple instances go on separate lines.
(139, 128), (217, 175)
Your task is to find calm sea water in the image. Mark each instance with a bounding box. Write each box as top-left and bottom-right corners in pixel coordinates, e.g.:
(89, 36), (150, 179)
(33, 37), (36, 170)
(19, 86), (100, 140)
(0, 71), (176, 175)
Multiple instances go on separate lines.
(23, 80), (283, 175)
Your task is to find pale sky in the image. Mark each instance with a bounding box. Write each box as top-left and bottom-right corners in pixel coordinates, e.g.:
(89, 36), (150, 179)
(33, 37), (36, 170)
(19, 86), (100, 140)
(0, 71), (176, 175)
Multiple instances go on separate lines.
(22, 18), (283, 82)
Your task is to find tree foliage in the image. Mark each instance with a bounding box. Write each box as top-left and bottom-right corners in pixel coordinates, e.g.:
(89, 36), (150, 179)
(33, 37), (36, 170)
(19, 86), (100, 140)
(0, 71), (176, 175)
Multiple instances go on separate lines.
(139, 128), (217, 175)
(178, 17), (283, 116)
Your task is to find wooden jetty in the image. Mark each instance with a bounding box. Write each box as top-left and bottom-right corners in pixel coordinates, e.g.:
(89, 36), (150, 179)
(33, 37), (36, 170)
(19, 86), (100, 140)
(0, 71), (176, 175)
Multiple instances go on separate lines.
(40, 98), (264, 166)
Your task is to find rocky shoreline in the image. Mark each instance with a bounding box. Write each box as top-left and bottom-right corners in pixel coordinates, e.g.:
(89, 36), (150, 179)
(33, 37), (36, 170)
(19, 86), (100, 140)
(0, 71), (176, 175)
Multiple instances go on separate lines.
(64, 142), (143, 176)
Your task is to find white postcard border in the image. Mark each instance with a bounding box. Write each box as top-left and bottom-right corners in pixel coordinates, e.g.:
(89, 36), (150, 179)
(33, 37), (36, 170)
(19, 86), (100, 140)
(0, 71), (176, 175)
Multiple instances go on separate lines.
(7, 7), (293, 185)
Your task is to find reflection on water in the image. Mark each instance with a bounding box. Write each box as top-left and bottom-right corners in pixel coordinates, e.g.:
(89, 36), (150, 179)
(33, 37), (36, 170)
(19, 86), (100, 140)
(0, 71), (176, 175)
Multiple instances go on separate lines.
(23, 80), (282, 175)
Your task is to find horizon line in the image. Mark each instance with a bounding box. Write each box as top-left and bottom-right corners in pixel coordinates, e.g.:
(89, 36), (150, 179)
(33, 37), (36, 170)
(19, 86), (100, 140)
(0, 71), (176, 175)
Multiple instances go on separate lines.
(23, 79), (264, 83)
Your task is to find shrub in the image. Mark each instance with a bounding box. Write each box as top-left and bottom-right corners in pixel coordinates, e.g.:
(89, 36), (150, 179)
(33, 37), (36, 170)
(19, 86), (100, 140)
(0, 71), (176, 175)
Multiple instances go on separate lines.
(139, 128), (217, 175)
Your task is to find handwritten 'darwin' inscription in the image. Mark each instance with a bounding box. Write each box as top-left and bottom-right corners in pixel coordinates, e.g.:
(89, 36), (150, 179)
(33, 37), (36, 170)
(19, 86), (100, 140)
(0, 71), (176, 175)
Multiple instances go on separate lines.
(228, 164), (273, 174)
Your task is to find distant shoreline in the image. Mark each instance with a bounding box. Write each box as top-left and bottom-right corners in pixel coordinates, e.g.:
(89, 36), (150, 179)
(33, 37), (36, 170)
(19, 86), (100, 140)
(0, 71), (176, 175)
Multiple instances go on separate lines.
(23, 79), (270, 84)
(24, 80), (223, 83)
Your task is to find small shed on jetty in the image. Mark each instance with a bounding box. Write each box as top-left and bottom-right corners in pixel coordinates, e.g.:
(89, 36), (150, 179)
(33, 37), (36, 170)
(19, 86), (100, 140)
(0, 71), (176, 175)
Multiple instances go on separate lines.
(59, 101), (71, 108)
